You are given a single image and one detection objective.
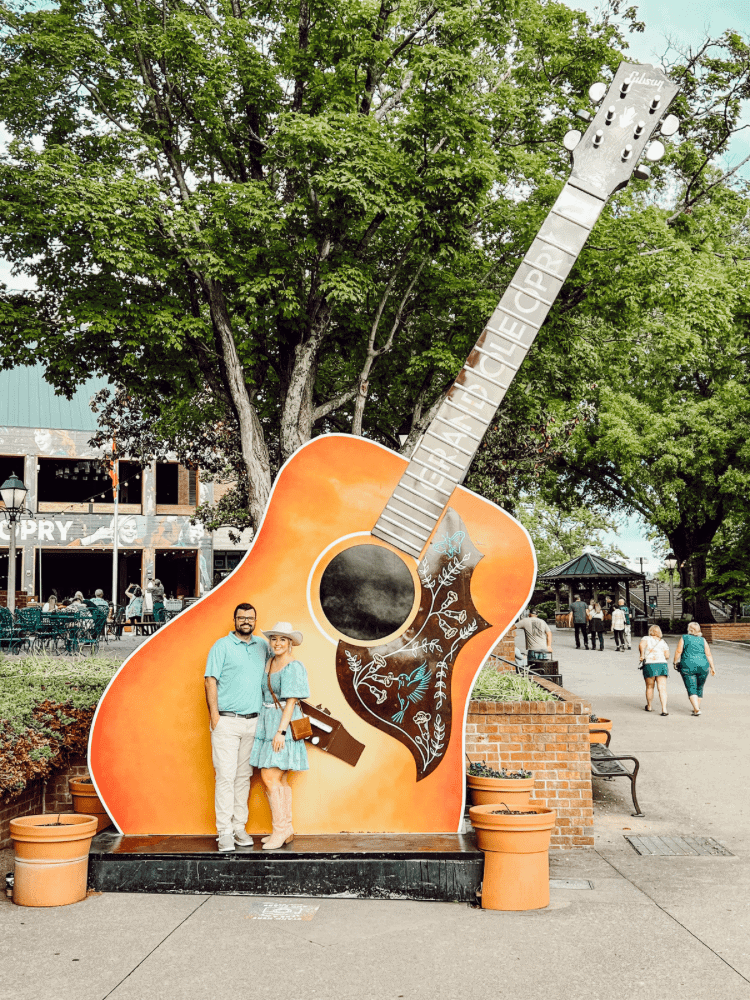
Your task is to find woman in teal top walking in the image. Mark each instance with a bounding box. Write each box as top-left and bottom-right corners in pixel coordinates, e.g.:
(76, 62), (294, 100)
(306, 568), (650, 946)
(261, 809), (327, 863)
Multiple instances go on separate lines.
(673, 622), (716, 716)
(250, 621), (310, 850)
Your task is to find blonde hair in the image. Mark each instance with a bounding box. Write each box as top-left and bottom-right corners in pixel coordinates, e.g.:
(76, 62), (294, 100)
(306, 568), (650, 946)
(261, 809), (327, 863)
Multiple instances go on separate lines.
(648, 624), (663, 638)
(687, 622), (702, 635)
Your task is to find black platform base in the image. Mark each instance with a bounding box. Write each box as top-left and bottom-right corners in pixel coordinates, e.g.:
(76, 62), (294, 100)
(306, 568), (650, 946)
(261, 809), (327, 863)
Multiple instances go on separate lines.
(88, 832), (483, 903)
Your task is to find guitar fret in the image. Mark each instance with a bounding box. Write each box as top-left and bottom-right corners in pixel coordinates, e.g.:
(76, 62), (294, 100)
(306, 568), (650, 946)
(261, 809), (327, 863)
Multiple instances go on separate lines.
(426, 432), (475, 458)
(419, 445), (466, 471)
(535, 232), (578, 256)
(392, 491), (439, 518)
(379, 512), (429, 542)
(444, 396), (486, 421)
(549, 208), (591, 232)
(473, 346), (519, 370)
(519, 258), (568, 281)
(385, 503), (432, 533)
(465, 364), (510, 391)
(508, 281), (554, 308)
(372, 523), (422, 556)
(495, 303), (544, 330)
(408, 456), (459, 489)
(402, 471), (453, 499)
(434, 414), (482, 441)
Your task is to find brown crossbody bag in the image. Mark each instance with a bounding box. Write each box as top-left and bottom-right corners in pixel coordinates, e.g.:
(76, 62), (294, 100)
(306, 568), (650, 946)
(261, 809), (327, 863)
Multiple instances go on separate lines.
(266, 667), (313, 741)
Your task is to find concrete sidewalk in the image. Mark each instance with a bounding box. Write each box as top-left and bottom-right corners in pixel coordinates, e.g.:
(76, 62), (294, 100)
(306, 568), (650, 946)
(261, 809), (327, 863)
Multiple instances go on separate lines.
(2, 628), (748, 1000)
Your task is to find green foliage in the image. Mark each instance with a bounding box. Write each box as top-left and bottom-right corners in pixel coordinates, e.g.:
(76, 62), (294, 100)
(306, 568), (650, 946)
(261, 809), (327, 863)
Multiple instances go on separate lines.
(0, 654), (116, 727)
(516, 497), (627, 574)
(533, 600), (558, 620)
(471, 666), (557, 702)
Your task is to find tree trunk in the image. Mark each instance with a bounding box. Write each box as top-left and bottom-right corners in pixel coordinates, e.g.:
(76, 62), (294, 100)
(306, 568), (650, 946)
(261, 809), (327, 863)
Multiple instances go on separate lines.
(279, 337), (321, 460)
(204, 278), (272, 526)
(669, 523), (720, 623)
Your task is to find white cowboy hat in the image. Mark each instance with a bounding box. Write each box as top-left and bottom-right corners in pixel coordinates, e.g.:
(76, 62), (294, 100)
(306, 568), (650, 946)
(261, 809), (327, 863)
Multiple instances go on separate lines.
(261, 621), (303, 646)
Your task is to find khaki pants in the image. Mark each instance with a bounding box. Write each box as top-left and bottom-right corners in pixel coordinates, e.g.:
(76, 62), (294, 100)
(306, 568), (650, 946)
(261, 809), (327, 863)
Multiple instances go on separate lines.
(624, 624), (632, 648)
(210, 715), (257, 834)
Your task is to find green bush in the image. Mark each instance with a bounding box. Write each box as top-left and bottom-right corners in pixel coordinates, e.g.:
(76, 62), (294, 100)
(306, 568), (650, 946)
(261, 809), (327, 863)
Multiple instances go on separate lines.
(653, 618), (691, 635)
(0, 654), (117, 797)
(471, 665), (557, 702)
(533, 600), (558, 620)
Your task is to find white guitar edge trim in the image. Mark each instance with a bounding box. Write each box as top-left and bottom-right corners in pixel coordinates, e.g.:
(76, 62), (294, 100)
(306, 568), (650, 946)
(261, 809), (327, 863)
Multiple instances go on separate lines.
(88, 433), (537, 836)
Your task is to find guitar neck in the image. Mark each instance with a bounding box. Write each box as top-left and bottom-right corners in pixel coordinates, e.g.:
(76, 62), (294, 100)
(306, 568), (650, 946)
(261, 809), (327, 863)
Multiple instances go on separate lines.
(371, 180), (606, 558)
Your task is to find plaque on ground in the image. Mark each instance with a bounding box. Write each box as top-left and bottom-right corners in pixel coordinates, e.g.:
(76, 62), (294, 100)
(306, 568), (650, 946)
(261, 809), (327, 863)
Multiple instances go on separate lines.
(625, 835), (733, 856)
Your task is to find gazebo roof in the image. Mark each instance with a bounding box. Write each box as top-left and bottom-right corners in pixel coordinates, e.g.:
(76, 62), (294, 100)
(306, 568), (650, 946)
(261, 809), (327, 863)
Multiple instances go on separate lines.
(539, 552), (644, 583)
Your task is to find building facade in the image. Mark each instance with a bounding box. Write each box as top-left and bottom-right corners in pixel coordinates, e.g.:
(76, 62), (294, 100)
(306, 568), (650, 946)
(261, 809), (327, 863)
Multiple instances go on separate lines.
(0, 366), (249, 605)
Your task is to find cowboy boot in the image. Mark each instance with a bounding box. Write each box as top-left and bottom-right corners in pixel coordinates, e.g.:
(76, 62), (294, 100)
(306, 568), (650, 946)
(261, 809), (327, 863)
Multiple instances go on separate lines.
(262, 786), (292, 850)
(283, 784), (295, 843)
(262, 784), (295, 843)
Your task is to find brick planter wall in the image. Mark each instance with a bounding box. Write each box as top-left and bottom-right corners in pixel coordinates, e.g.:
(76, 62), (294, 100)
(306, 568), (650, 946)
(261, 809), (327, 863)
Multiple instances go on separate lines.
(700, 623), (750, 643)
(0, 755), (89, 850)
(466, 678), (594, 850)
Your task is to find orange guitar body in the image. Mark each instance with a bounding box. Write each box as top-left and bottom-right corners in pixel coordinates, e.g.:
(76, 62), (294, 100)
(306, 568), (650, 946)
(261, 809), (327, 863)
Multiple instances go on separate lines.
(89, 435), (535, 835)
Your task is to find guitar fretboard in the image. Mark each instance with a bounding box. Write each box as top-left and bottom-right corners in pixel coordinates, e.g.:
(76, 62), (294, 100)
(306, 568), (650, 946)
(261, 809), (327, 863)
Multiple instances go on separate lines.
(372, 180), (605, 558)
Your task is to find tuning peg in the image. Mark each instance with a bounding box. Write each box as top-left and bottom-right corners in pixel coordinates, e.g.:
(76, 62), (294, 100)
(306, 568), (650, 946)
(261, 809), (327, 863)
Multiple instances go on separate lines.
(620, 81), (632, 97)
(576, 109), (592, 123)
(645, 140), (666, 162)
(634, 165), (651, 181)
(660, 114), (679, 137)
(621, 144), (633, 161)
(593, 130), (604, 148)
(634, 121), (645, 138)
(605, 106), (616, 124)
(588, 82), (607, 103)
(650, 95), (662, 113)
(563, 129), (582, 151)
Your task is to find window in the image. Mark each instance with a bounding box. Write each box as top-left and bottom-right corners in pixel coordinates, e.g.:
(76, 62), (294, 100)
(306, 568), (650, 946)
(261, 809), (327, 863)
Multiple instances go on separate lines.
(0, 457), (25, 498)
(36, 459), (141, 505)
(156, 463), (179, 505)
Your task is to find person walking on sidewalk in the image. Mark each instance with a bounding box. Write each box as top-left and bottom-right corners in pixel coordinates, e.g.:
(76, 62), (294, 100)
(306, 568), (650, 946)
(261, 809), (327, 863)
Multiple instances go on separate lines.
(250, 622), (310, 850)
(639, 624), (670, 715)
(204, 603), (270, 852)
(673, 622), (716, 716)
(571, 594), (589, 650)
(515, 608), (553, 662)
(611, 603), (626, 651)
(618, 598), (632, 649)
(589, 603), (605, 650)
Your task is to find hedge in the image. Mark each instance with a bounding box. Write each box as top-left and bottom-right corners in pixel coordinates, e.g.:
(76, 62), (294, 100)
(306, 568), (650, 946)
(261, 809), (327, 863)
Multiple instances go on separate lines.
(0, 655), (117, 798)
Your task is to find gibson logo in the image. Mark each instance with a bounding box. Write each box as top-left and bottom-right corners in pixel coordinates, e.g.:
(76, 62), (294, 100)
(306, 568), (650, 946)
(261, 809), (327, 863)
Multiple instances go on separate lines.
(624, 70), (665, 90)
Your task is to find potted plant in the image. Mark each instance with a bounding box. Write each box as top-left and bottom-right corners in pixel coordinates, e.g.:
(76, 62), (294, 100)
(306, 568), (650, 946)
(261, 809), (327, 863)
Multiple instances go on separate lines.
(10, 813), (98, 907)
(69, 774), (112, 832)
(466, 759), (535, 808)
(469, 802), (556, 910)
(588, 712), (612, 744)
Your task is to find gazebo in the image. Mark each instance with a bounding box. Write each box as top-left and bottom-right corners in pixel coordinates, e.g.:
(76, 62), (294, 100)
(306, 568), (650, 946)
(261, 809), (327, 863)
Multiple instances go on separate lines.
(539, 552), (646, 613)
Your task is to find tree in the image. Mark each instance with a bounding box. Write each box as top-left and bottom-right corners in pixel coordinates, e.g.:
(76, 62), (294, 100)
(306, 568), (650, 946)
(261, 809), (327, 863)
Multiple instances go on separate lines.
(0, 0), (633, 528)
(516, 497), (627, 575)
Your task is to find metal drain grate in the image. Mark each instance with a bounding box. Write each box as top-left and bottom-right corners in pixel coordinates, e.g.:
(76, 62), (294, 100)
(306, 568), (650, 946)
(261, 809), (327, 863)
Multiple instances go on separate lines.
(625, 835), (733, 856)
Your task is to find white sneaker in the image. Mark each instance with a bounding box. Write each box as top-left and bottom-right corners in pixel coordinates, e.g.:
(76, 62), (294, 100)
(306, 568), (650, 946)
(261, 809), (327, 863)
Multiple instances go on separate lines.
(234, 829), (254, 847)
(217, 831), (235, 852)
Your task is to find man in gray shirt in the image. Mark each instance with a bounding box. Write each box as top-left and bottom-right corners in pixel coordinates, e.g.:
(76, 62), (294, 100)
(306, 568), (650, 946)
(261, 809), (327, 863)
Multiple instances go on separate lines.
(571, 594), (589, 650)
(515, 609), (553, 661)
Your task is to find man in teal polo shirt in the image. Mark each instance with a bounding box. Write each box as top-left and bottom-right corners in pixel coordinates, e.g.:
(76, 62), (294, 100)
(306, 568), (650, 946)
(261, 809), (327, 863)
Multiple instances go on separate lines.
(204, 603), (270, 852)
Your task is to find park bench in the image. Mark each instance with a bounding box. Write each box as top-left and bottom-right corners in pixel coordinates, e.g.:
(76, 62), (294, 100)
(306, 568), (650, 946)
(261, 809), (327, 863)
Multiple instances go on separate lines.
(590, 729), (644, 817)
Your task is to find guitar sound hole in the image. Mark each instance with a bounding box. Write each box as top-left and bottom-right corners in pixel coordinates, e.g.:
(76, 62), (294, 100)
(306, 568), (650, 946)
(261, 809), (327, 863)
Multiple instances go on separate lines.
(319, 544), (415, 641)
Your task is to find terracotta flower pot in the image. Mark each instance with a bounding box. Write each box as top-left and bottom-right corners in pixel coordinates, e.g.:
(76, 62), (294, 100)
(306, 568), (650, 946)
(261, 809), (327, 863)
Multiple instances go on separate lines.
(10, 813), (98, 907)
(469, 803), (556, 911)
(589, 718), (612, 744)
(69, 775), (112, 832)
(466, 773), (535, 809)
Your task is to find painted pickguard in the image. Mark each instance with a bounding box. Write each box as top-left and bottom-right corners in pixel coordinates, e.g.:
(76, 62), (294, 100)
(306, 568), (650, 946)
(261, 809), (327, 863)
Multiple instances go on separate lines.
(336, 508), (491, 780)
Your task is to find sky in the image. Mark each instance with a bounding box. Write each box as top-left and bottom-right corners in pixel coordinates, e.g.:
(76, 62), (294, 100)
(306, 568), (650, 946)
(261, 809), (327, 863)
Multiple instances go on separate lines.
(1, 0), (747, 571)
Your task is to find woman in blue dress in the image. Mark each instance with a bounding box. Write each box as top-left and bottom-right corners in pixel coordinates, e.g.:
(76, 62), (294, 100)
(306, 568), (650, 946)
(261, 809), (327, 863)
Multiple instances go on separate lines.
(249, 621), (310, 850)
(673, 622), (716, 716)
(124, 584), (143, 625)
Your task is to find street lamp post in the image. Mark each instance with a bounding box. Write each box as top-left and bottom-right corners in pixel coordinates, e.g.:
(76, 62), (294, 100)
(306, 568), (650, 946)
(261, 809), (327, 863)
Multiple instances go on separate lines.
(0, 474), (34, 613)
(664, 552), (678, 623)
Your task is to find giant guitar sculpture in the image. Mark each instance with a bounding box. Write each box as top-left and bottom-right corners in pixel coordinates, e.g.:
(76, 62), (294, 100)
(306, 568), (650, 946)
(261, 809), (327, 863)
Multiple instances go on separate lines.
(90, 64), (679, 835)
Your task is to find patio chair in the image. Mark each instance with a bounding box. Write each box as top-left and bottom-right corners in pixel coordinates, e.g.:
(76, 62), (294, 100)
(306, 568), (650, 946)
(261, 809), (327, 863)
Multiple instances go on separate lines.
(0, 606), (28, 654)
(106, 605), (126, 640)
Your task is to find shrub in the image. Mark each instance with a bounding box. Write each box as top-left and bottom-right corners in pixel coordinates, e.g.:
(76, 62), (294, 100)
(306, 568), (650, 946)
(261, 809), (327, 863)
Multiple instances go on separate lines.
(0, 654), (117, 798)
(533, 600), (558, 620)
(471, 665), (557, 702)
(653, 618), (691, 635)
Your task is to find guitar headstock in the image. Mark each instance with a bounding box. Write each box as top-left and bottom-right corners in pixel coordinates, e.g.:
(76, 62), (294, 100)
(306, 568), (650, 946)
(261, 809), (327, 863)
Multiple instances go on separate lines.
(564, 63), (680, 197)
